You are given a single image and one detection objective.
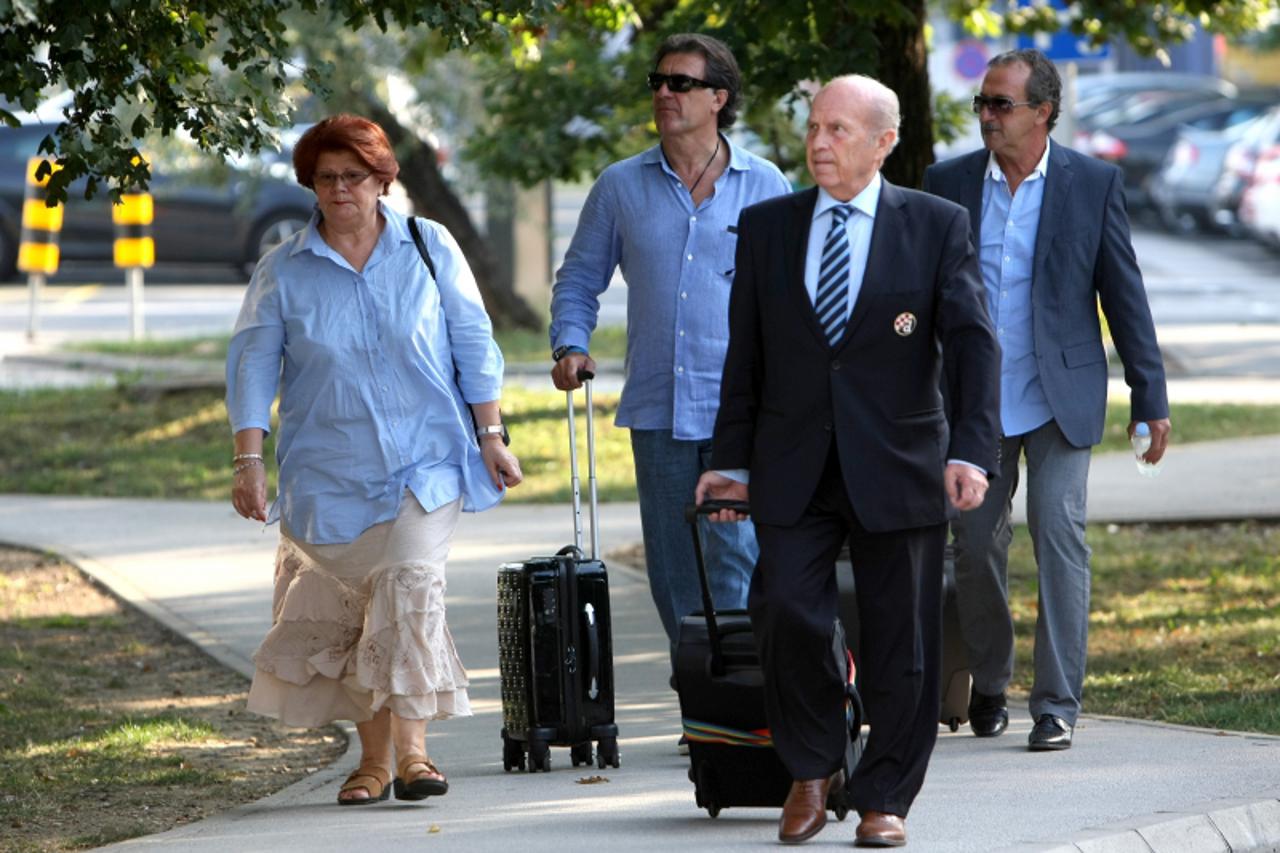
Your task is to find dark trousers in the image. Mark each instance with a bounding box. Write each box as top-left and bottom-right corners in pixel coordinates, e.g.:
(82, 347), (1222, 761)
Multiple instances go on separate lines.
(748, 448), (944, 817)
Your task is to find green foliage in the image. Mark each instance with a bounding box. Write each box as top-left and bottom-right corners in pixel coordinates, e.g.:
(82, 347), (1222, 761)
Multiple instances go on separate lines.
(943, 0), (1274, 64)
(467, 3), (655, 185)
(0, 0), (556, 203)
(468, 0), (1277, 187)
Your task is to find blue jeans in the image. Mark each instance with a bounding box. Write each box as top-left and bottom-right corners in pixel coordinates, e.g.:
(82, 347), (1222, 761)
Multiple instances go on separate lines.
(630, 429), (757, 648)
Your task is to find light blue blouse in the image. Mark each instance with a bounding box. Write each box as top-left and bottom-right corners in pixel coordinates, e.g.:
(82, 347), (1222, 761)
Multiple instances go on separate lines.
(226, 201), (505, 545)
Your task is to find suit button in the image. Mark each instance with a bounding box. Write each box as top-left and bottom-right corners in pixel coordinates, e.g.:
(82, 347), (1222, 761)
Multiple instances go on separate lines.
(823, 422), (832, 431)
(831, 361), (841, 371)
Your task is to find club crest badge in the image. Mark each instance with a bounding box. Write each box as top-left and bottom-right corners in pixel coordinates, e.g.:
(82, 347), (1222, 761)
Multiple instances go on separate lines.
(893, 312), (917, 337)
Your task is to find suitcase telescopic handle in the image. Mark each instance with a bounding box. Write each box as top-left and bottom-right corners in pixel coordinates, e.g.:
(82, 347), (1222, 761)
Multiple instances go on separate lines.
(566, 373), (600, 559)
(683, 500), (751, 678)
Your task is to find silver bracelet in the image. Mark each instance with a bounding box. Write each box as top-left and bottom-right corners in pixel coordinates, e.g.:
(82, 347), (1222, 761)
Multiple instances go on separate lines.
(233, 459), (265, 475)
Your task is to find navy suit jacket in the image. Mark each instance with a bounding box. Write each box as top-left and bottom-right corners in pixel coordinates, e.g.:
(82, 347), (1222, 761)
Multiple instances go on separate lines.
(923, 144), (1168, 447)
(711, 181), (1002, 531)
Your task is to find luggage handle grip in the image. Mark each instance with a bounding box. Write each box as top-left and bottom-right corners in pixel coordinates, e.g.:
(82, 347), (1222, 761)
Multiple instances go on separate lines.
(683, 500), (750, 522)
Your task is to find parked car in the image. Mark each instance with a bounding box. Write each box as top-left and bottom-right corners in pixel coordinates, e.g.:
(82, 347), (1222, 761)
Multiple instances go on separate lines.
(1239, 141), (1280, 251)
(0, 121), (315, 281)
(1073, 72), (1236, 120)
(1075, 90), (1278, 210)
(1148, 105), (1280, 234)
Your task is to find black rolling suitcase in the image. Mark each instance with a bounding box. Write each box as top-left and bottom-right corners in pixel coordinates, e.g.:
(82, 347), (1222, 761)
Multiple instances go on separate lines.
(835, 540), (971, 731)
(676, 501), (864, 819)
(497, 373), (620, 772)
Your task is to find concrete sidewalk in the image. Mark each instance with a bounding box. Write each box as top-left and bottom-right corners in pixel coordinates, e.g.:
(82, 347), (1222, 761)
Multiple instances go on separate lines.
(1, 437), (1278, 853)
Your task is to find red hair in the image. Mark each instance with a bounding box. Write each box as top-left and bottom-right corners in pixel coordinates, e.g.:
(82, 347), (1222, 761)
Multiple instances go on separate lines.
(293, 114), (400, 195)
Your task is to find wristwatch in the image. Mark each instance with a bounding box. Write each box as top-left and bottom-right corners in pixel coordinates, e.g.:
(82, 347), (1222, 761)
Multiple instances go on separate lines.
(476, 423), (510, 446)
(552, 344), (586, 362)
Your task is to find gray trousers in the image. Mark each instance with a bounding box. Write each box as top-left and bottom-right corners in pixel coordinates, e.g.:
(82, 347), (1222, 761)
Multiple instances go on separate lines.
(951, 420), (1092, 725)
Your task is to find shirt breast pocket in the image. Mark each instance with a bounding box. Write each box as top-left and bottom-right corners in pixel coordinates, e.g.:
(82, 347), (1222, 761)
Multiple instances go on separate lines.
(718, 229), (738, 281)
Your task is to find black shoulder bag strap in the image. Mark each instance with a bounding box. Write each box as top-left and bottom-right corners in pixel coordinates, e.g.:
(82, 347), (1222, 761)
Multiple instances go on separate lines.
(406, 214), (504, 445)
(406, 216), (438, 280)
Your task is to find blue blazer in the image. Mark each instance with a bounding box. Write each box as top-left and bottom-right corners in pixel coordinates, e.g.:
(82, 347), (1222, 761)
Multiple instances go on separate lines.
(711, 181), (1001, 531)
(923, 144), (1168, 448)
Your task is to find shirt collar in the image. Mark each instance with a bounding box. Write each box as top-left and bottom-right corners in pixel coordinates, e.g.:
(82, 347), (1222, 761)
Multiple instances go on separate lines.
(814, 172), (881, 223)
(293, 199), (401, 259)
(984, 137), (1052, 184)
(643, 132), (753, 174)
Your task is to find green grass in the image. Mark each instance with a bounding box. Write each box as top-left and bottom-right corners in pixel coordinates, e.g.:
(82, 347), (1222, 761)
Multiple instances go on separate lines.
(62, 325), (631, 365)
(1008, 521), (1280, 734)
(1, 381), (1276, 502)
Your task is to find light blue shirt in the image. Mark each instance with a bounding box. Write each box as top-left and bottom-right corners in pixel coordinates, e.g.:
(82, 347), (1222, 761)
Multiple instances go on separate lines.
(804, 176), (881, 325)
(226, 201), (506, 545)
(981, 140), (1054, 437)
(550, 135), (791, 440)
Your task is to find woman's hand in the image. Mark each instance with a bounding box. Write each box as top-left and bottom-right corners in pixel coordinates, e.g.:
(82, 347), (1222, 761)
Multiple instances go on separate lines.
(479, 438), (523, 490)
(232, 464), (269, 521)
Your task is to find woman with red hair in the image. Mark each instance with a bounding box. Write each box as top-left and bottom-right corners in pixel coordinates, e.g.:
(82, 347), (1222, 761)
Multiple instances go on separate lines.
(226, 114), (522, 805)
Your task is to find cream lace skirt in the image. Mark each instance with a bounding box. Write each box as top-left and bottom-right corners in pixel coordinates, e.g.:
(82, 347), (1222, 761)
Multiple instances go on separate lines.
(246, 496), (471, 727)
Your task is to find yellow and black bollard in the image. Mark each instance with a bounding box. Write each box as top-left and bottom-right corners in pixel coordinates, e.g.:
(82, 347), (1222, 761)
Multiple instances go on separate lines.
(18, 156), (64, 340)
(113, 184), (155, 340)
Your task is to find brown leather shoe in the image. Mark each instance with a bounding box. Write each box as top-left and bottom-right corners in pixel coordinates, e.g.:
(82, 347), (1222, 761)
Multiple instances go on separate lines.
(778, 771), (842, 844)
(855, 811), (906, 847)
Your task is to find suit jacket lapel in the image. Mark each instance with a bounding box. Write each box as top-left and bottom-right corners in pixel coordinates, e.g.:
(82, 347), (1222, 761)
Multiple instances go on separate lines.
(962, 150), (986, 246)
(786, 188), (827, 343)
(1033, 143), (1073, 284)
(837, 178), (904, 349)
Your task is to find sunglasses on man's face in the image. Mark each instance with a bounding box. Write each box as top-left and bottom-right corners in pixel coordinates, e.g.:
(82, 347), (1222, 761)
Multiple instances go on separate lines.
(971, 95), (1038, 115)
(647, 72), (716, 94)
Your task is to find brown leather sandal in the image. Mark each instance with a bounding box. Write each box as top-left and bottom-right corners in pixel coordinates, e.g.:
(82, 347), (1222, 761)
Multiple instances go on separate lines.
(337, 764), (391, 806)
(394, 753), (449, 800)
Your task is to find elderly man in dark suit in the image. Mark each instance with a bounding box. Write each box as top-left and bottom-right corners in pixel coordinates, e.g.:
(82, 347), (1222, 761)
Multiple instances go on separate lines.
(696, 75), (1000, 848)
(923, 49), (1170, 751)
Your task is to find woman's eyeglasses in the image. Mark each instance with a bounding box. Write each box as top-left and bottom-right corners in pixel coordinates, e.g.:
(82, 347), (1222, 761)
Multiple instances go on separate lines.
(971, 95), (1037, 115)
(313, 170), (372, 189)
(646, 72), (716, 94)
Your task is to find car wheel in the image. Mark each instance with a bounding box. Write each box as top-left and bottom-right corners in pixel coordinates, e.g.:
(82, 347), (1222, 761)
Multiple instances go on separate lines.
(241, 211), (310, 279)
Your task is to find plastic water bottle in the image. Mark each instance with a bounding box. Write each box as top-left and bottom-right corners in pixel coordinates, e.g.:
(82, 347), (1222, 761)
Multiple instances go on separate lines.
(1131, 422), (1161, 478)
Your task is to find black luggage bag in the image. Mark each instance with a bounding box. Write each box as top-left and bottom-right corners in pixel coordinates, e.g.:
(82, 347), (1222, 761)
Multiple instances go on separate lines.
(835, 540), (971, 731)
(497, 373), (620, 772)
(675, 501), (864, 818)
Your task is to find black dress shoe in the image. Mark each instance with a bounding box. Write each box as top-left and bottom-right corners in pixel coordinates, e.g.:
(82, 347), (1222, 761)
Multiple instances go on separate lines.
(968, 688), (1008, 738)
(1028, 714), (1073, 750)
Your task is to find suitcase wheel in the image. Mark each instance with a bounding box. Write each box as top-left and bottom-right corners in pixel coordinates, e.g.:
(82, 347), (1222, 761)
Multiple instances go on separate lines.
(528, 739), (551, 773)
(596, 736), (620, 769)
(947, 717), (960, 733)
(501, 729), (526, 772)
(833, 804), (849, 821)
(571, 742), (593, 767)
(706, 803), (721, 818)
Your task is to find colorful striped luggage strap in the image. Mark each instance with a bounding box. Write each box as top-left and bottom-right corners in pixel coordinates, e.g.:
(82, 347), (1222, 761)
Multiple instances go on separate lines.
(681, 719), (773, 748)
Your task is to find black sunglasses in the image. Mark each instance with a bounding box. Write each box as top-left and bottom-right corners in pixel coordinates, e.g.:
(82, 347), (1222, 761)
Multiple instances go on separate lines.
(647, 72), (717, 94)
(971, 94), (1038, 115)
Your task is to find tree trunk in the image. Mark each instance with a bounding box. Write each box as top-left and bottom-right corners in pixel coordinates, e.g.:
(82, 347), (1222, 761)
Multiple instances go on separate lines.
(358, 97), (542, 330)
(874, 0), (933, 189)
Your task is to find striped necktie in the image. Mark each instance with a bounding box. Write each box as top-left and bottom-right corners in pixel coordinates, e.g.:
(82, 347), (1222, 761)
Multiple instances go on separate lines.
(815, 203), (853, 345)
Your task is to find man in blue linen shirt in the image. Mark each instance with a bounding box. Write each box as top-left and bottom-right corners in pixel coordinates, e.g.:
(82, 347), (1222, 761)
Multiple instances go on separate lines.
(924, 49), (1171, 751)
(549, 33), (791, 685)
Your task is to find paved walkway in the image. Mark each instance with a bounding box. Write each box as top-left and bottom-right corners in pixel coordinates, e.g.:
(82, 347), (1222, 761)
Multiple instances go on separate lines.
(2, 320), (1280, 850)
(1, 432), (1279, 852)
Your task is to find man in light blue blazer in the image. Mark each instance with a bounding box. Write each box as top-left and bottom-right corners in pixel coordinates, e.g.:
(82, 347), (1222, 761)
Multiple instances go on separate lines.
(923, 48), (1171, 751)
